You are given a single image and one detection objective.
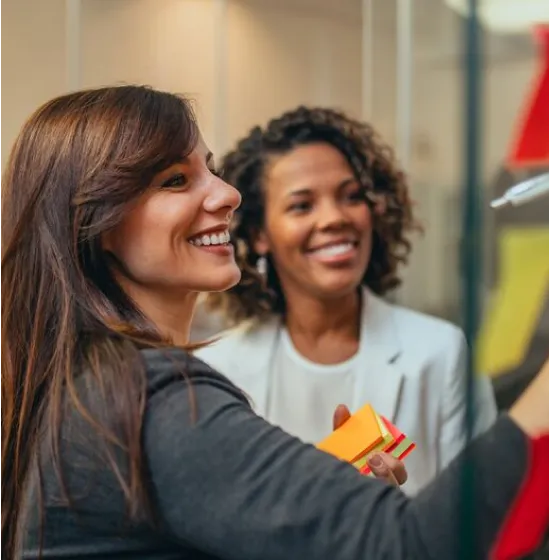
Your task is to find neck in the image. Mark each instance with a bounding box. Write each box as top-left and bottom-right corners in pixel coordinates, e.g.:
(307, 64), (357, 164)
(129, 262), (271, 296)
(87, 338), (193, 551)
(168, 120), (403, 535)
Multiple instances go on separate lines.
(119, 281), (198, 346)
(284, 287), (361, 342)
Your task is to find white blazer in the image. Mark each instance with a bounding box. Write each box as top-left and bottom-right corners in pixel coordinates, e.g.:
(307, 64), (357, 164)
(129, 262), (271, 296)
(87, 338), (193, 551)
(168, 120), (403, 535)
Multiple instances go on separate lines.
(195, 288), (497, 494)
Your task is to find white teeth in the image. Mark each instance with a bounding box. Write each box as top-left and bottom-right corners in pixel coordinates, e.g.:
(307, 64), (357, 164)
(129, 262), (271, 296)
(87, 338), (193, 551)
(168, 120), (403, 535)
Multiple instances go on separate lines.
(189, 231), (230, 247)
(312, 242), (353, 257)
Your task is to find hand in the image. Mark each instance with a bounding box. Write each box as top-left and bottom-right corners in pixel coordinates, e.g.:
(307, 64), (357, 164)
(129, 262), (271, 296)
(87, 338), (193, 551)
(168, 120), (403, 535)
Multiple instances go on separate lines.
(509, 357), (549, 438)
(332, 404), (408, 487)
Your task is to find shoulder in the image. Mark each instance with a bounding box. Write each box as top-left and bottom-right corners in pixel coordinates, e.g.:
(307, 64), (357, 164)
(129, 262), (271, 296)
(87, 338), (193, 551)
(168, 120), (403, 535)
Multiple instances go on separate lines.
(365, 291), (465, 368)
(140, 347), (249, 405)
(394, 306), (466, 380)
(390, 303), (465, 351)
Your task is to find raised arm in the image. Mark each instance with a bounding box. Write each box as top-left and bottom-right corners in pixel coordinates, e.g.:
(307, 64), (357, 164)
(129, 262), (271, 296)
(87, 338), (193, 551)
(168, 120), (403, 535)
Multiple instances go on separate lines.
(144, 357), (528, 560)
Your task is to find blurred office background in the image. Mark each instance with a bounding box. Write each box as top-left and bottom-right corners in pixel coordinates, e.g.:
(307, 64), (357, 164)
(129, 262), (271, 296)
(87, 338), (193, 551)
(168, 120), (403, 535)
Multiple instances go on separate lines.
(3, 0), (548, 407)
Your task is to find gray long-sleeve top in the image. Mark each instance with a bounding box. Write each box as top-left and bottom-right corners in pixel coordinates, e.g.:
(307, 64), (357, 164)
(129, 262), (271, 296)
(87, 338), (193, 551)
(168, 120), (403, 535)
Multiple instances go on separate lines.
(22, 348), (528, 559)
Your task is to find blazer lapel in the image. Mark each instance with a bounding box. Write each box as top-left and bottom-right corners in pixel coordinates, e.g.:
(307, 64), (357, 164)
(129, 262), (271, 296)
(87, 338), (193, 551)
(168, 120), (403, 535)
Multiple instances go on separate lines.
(353, 288), (405, 422)
(230, 318), (281, 415)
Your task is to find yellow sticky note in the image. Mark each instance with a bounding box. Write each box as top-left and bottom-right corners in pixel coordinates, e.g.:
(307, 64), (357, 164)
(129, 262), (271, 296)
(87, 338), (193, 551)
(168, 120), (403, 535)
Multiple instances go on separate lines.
(477, 227), (549, 377)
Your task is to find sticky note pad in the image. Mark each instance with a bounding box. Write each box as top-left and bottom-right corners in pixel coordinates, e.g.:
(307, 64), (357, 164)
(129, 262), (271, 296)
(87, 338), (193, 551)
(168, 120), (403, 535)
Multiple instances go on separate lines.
(352, 413), (396, 469)
(359, 415), (416, 475)
(317, 403), (383, 463)
(376, 412), (397, 448)
(381, 416), (405, 449)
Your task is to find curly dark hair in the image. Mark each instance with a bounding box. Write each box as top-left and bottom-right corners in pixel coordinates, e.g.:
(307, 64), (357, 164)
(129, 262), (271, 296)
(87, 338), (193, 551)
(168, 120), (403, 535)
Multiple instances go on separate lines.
(206, 106), (420, 325)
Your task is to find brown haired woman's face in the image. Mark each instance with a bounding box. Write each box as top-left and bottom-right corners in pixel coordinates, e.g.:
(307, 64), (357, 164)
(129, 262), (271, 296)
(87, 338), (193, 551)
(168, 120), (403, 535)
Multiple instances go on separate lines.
(103, 138), (242, 299)
(255, 142), (373, 301)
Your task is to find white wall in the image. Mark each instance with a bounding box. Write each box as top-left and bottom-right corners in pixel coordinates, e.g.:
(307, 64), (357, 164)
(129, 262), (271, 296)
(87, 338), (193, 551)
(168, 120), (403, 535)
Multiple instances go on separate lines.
(80, 0), (221, 151)
(225, 1), (363, 147)
(1, 0), (67, 167)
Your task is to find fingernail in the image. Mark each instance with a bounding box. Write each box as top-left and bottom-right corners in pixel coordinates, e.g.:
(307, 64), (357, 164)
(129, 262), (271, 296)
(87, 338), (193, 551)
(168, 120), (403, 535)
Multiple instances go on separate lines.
(368, 454), (383, 468)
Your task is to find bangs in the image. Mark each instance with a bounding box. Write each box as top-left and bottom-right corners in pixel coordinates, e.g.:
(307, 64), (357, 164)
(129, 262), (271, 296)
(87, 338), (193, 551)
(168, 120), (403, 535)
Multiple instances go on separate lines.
(145, 93), (199, 172)
(111, 88), (200, 184)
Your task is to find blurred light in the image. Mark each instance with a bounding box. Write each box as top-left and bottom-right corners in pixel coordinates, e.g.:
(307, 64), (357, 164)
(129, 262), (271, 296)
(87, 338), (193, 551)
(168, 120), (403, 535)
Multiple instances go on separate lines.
(444, 0), (549, 34)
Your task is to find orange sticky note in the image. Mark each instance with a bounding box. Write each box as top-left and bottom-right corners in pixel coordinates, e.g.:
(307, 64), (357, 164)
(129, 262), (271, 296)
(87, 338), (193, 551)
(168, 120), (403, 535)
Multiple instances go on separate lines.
(317, 403), (383, 463)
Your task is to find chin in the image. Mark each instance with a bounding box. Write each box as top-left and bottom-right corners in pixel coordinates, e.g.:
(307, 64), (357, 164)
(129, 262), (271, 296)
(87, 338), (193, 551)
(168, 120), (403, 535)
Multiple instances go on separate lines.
(197, 265), (242, 293)
(312, 271), (363, 297)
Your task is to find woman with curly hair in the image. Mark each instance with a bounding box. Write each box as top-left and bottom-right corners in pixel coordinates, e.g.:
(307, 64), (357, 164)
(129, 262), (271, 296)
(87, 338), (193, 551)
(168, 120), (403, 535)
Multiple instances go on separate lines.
(197, 106), (497, 494)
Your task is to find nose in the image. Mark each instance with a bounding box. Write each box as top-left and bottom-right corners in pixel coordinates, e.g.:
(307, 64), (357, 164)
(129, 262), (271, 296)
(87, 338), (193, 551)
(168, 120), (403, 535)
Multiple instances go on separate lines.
(316, 199), (348, 230)
(203, 176), (242, 216)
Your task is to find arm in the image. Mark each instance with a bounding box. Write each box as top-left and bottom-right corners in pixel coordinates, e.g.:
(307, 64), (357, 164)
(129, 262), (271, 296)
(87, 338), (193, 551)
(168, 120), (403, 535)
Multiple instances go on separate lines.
(144, 356), (527, 560)
(438, 331), (498, 470)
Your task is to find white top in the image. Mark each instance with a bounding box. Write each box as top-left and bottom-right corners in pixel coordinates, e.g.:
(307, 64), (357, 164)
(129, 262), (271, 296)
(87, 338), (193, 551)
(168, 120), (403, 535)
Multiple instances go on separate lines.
(195, 288), (498, 495)
(267, 329), (357, 443)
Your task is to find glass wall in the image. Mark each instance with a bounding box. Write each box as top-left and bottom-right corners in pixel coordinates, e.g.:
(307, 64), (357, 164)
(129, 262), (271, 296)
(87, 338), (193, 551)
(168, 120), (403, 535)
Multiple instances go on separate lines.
(480, 18), (549, 409)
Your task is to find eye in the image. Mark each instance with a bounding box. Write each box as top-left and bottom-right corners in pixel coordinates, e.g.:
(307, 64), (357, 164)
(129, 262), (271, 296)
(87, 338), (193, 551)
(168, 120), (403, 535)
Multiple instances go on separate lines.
(288, 200), (312, 213)
(346, 188), (369, 203)
(161, 173), (188, 189)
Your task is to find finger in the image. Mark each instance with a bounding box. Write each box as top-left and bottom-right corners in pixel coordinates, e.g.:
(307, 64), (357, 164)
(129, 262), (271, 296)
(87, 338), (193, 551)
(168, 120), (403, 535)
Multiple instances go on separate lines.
(368, 454), (398, 486)
(333, 404), (352, 431)
(375, 452), (408, 485)
(368, 453), (402, 486)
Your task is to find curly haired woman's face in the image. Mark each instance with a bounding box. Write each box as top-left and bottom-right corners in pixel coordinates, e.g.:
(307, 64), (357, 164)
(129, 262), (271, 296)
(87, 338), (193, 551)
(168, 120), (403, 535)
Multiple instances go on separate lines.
(103, 139), (242, 300)
(255, 142), (373, 301)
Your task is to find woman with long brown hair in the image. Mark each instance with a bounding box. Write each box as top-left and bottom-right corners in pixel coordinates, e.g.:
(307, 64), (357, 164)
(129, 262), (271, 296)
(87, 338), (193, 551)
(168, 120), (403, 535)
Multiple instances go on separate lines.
(2, 85), (548, 560)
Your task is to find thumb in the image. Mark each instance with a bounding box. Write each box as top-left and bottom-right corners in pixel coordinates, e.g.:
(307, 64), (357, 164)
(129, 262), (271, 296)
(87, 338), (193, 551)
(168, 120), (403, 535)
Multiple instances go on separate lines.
(367, 453), (399, 487)
(333, 404), (352, 431)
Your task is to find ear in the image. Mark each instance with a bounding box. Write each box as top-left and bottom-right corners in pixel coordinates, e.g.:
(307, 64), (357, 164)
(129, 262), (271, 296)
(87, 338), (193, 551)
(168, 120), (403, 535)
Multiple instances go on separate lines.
(252, 229), (270, 256)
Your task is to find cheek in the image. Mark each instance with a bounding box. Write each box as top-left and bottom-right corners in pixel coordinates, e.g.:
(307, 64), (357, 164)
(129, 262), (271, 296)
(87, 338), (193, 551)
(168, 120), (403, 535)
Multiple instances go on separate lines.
(108, 195), (195, 275)
(353, 204), (374, 232)
(265, 215), (309, 257)
(109, 217), (166, 278)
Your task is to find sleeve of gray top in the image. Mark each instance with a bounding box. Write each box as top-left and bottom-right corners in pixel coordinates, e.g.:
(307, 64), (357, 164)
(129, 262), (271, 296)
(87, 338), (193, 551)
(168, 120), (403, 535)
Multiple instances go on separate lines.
(144, 369), (528, 560)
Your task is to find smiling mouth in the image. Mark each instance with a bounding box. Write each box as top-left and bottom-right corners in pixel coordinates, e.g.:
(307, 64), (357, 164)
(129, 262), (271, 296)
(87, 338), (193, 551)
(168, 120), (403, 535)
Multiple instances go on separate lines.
(188, 230), (231, 247)
(307, 241), (358, 257)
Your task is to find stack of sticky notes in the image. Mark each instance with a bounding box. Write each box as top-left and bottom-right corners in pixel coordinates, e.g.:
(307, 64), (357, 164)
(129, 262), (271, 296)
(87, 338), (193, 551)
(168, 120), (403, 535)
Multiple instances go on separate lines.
(317, 403), (415, 476)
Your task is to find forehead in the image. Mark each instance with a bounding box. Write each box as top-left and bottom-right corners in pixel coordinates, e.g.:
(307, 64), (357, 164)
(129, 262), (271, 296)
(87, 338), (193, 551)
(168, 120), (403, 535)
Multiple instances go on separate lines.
(192, 135), (209, 157)
(265, 143), (354, 192)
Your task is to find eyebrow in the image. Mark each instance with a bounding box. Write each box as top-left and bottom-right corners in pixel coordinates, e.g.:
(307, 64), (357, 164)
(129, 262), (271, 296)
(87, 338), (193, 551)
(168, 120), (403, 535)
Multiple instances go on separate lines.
(286, 177), (357, 198)
(175, 151), (214, 165)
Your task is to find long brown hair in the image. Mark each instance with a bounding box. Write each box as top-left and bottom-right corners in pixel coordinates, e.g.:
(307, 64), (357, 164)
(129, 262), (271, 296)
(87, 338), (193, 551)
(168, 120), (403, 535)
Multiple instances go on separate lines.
(1, 85), (198, 557)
